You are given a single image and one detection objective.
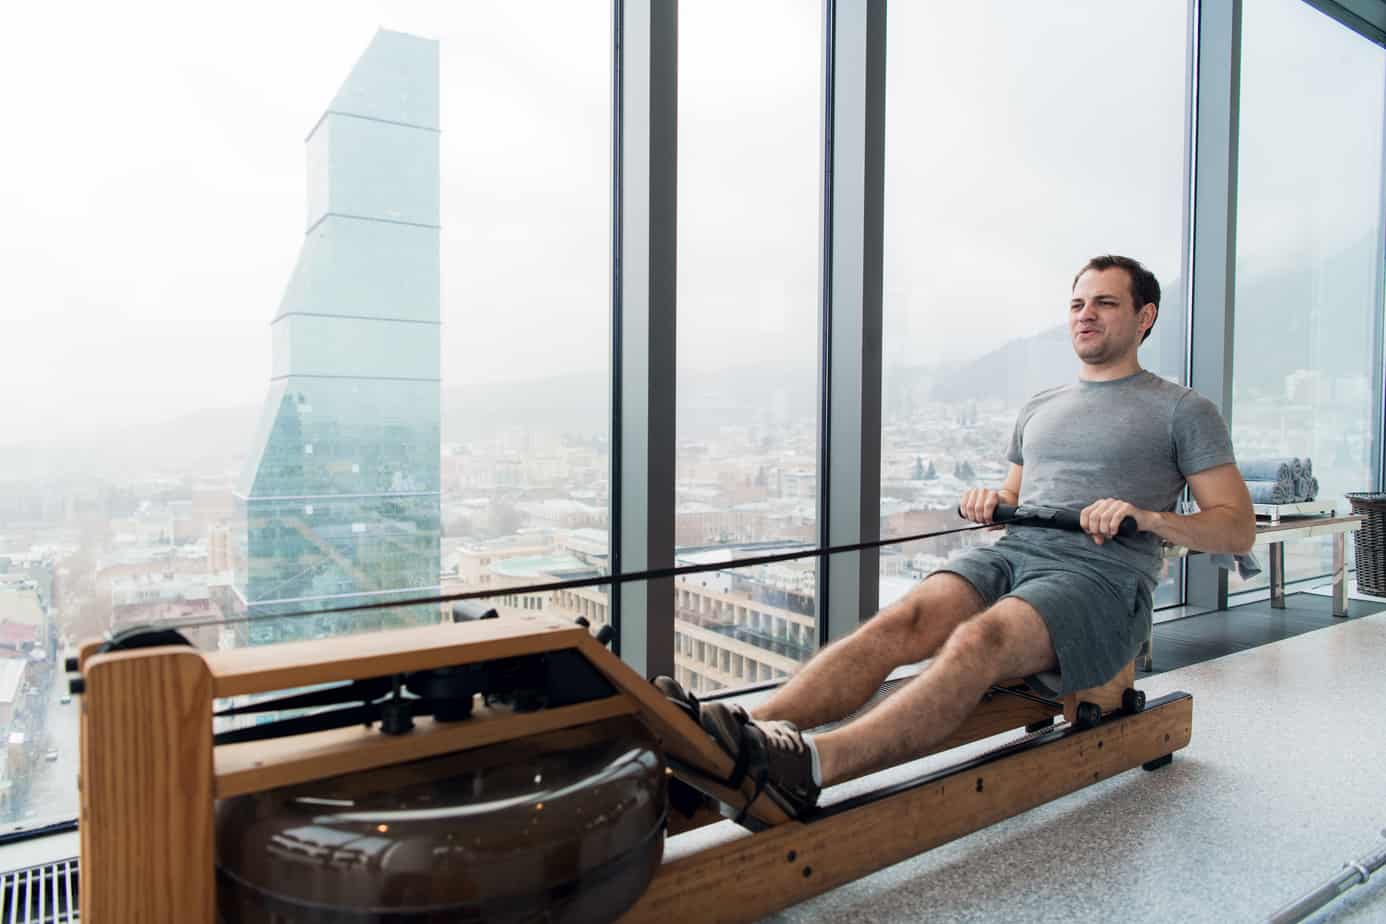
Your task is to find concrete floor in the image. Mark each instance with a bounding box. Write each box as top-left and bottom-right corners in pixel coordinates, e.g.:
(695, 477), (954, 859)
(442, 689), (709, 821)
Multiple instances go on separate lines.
(725, 610), (1386, 923)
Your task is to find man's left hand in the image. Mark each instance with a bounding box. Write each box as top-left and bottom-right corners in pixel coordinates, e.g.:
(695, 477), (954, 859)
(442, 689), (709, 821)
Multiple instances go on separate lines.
(1079, 498), (1156, 545)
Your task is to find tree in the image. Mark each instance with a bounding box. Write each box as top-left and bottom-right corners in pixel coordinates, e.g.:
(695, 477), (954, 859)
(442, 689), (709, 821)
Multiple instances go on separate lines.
(925, 460), (939, 480)
(913, 456), (925, 480)
(954, 460), (976, 482)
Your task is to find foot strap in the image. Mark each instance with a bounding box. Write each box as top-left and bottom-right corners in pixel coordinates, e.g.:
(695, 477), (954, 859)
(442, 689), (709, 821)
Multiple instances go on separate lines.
(730, 722), (771, 826)
(724, 724), (753, 789)
(651, 677), (704, 725)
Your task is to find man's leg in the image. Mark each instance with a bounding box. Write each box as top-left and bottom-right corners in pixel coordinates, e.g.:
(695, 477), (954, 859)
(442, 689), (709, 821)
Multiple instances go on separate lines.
(749, 573), (986, 731)
(813, 596), (1057, 785)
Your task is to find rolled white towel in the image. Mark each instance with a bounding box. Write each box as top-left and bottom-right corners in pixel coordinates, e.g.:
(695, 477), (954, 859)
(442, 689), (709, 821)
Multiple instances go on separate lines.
(1246, 479), (1294, 505)
(1238, 458), (1297, 482)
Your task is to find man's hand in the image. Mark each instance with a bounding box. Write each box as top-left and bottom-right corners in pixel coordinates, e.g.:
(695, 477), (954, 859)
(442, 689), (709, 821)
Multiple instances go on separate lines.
(1079, 498), (1156, 545)
(959, 488), (1006, 525)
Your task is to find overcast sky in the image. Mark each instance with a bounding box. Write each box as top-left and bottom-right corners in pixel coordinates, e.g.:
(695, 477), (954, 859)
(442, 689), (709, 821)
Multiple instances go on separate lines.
(0, 0), (1381, 447)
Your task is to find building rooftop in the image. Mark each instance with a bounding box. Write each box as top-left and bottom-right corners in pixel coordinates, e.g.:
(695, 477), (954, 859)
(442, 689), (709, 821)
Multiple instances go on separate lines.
(490, 554), (599, 581)
(0, 587), (43, 627)
(0, 659), (25, 706)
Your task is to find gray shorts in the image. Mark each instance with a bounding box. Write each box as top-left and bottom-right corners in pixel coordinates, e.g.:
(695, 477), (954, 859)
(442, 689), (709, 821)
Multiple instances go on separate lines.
(936, 534), (1153, 697)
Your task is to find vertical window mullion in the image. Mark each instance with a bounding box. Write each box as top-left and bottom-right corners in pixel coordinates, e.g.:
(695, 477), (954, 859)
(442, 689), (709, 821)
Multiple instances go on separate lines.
(818, 0), (886, 644)
(1185, 0), (1243, 612)
(612, 0), (677, 676)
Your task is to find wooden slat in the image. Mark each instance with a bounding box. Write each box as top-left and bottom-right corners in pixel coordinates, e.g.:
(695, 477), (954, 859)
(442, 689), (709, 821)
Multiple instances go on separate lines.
(576, 636), (792, 827)
(76, 639), (104, 672)
(215, 695), (638, 798)
(207, 617), (584, 697)
(77, 646), (93, 923)
(80, 648), (216, 924)
(621, 694), (1193, 924)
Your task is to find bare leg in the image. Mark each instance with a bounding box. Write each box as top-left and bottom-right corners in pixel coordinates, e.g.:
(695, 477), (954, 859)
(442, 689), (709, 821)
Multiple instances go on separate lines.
(814, 596), (1057, 785)
(750, 573), (985, 730)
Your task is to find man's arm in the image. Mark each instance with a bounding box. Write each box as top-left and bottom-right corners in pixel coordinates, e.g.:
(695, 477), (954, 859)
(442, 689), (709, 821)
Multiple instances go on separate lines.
(1081, 462), (1256, 554)
(959, 464), (1023, 524)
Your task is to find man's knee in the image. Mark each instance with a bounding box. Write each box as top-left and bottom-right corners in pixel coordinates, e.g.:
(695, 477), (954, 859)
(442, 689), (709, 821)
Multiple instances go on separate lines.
(861, 572), (982, 658)
(943, 611), (1008, 665)
(940, 600), (1055, 681)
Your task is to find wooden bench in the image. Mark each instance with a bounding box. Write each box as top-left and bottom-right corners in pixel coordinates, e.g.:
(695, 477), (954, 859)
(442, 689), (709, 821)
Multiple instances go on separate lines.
(1253, 514), (1362, 614)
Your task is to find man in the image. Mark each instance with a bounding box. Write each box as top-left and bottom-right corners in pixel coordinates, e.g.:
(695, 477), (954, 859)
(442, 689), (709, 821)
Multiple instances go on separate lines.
(657, 254), (1255, 818)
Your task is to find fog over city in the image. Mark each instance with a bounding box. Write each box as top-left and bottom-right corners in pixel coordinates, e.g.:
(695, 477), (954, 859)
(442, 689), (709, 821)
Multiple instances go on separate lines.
(1, 1), (1376, 452)
(0, 1), (1237, 445)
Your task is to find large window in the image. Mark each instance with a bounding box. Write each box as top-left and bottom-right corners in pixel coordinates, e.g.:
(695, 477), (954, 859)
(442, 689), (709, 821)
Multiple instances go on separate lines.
(676, 0), (821, 687)
(0, 2), (608, 833)
(880, 1), (1190, 608)
(1229, 0), (1386, 595)
(4, 0), (1384, 846)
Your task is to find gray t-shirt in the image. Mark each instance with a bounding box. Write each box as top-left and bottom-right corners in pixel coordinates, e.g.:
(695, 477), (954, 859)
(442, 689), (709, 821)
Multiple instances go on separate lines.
(1004, 369), (1236, 583)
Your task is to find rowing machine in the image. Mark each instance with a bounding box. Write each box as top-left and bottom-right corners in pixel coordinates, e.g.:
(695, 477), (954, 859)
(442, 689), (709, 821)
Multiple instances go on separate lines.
(70, 612), (1189, 922)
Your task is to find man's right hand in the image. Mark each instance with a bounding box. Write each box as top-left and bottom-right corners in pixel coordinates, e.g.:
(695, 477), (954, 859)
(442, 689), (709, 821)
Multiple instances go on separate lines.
(959, 488), (1005, 524)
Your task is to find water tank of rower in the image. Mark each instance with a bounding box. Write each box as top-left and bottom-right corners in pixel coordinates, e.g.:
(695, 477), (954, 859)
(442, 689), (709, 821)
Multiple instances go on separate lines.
(215, 715), (667, 923)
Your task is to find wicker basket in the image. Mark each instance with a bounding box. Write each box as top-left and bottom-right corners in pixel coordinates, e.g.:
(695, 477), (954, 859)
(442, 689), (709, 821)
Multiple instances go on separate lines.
(1346, 493), (1386, 597)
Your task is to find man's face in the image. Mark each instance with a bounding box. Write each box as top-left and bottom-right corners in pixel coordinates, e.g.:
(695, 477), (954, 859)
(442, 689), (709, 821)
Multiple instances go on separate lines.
(1069, 267), (1152, 366)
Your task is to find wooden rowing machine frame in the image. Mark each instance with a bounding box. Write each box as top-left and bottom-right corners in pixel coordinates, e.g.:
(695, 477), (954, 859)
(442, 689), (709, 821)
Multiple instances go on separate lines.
(73, 615), (1192, 923)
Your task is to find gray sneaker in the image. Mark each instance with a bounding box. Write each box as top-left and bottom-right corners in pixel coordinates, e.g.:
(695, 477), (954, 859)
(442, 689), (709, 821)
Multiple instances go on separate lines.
(652, 676), (749, 726)
(701, 702), (820, 818)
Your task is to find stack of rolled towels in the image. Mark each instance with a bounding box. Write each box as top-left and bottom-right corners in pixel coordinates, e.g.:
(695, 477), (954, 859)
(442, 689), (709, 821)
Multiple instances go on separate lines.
(1237, 457), (1319, 505)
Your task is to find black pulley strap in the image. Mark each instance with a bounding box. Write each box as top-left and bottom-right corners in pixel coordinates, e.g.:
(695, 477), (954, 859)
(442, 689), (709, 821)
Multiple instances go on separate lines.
(956, 502), (1138, 538)
(214, 703), (379, 745)
(988, 682), (1062, 709)
(151, 520), (996, 636)
(214, 676), (394, 718)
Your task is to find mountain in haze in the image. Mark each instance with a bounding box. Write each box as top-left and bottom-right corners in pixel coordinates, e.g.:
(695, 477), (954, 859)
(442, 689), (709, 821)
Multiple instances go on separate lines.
(441, 363), (820, 444)
(919, 232), (1377, 407)
(0, 406), (260, 483)
(4, 236), (1375, 484)
(0, 366), (821, 482)
(922, 281), (1190, 406)
(1231, 233), (1379, 393)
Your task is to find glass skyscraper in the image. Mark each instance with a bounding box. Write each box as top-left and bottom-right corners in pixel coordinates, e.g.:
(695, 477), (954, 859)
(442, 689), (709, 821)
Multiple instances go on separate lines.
(233, 30), (442, 644)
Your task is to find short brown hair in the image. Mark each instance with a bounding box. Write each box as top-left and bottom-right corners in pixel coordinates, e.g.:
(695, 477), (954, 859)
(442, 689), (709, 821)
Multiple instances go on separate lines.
(1073, 255), (1160, 343)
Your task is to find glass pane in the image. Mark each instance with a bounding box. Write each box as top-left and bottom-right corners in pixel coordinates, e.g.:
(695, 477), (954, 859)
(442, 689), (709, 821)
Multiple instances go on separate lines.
(675, 558), (816, 695)
(880, 2), (1189, 609)
(1229, 0), (1386, 595)
(0, 3), (608, 832)
(676, 0), (821, 669)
